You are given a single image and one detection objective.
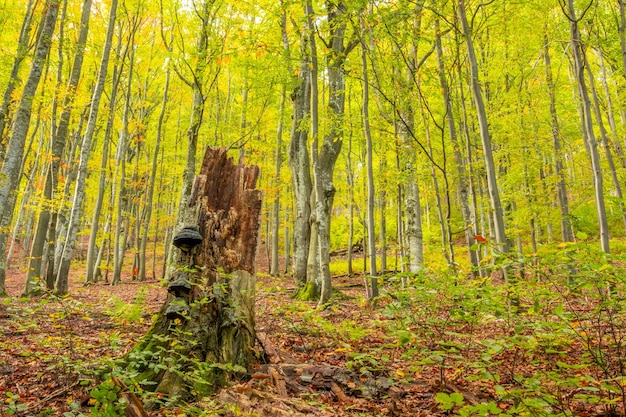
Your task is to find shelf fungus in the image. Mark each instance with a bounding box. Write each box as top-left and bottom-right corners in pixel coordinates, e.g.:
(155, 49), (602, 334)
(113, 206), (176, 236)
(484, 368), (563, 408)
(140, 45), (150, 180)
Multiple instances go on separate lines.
(165, 297), (190, 321)
(173, 225), (203, 252)
(167, 273), (192, 297)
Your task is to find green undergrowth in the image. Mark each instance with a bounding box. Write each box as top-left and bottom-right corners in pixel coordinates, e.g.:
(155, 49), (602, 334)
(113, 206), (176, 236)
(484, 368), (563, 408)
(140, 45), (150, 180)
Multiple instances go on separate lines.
(370, 239), (626, 416)
(261, 239), (626, 416)
(6, 239), (626, 416)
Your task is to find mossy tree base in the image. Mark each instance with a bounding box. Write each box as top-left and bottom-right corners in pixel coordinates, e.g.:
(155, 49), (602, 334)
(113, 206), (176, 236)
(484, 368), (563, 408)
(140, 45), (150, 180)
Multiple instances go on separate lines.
(293, 281), (319, 301)
(117, 147), (262, 406)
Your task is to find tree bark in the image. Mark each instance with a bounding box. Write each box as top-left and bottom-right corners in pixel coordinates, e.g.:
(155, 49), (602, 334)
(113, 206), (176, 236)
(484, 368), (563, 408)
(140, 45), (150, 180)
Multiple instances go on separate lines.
(271, 7), (290, 278)
(583, 47), (626, 234)
(288, 25), (312, 288)
(435, 19), (478, 274)
(394, 1), (425, 275)
(361, 31), (378, 297)
(24, 0), (93, 295)
(457, 0), (510, 257)
(86, 25), (122, 284)
(166, 0), (219, 281)
(0, 0), (59, 293)
(564, 0), (610, 253)
(139, 64), (170, 281)
(55, 0), (116, 294)
(309, 0), (355, 306)
(543, 33), (574, 243)
(120, 147), (262, 405)
(0, 0), (36, 159)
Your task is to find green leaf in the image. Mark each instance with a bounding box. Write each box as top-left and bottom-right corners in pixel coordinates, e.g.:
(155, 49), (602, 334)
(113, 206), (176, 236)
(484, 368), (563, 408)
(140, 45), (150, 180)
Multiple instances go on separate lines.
(450, 392), (465, 405)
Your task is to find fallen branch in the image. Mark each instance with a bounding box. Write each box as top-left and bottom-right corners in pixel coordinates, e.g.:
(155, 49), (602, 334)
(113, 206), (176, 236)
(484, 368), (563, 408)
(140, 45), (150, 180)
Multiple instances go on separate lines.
(111, 377), (149, 417)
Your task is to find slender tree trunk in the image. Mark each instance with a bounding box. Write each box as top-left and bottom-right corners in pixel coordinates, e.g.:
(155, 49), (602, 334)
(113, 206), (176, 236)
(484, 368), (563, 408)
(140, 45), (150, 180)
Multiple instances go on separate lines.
(543, 34), (574, 243)
(271, 10), (289, 277)
(395, 2), (425, 274)
(583, 48), (626, 234)
(283, 215), (291, 276)
(308, 0), (353, 306)
(436, 19), (477, 274)
(46, 109), (88, 289)
(86, 30), (122, 284)
(166, 1), (217, 281)
(22, 124), (49, 296)
(0, 0), (59, 294)
(140, 66), (170, 281)
(457, 0), (509, 258)
(23, 0), (93, 295)
(422, 105), (452, 266)
(113, 66), (133, 285)
(361, 33), (377, 297)
(565, 0), (610, 253)
(0, 0), (36, 158)
(595, 46), (626, 168)
(23, 169), (51, 295)
(346, 133), (355, 277)
(288, 26), (312, 288)
(619, 0), (626, 81)
(379, 178), (387, 273)
(8, 115), (41, 271)
(55, 0), (115, 294)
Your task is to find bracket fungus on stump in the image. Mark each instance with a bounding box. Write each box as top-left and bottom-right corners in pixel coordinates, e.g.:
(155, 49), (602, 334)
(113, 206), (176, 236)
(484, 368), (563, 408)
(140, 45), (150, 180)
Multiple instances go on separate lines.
(118, 147), (262, 406)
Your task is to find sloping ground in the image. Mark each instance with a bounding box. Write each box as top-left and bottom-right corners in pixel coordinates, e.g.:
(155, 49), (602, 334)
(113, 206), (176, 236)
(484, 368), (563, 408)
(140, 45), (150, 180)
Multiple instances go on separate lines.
(0, 270), (432, 416)
(0, 271), (165, 416)
(1, 255), (625, 416)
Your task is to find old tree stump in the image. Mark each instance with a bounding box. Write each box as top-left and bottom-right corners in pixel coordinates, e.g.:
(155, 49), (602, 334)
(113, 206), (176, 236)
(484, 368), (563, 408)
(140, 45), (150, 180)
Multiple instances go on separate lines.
(119, 147), (262, 405)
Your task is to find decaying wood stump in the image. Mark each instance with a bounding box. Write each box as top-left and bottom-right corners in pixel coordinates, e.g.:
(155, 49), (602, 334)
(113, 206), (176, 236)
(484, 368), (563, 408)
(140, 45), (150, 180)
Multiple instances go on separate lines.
(120, 147), (262, 405)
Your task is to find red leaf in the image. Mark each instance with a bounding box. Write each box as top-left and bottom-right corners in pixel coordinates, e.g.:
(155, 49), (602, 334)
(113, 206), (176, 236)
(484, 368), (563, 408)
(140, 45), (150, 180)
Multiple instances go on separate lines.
(474, 234), (488, 243)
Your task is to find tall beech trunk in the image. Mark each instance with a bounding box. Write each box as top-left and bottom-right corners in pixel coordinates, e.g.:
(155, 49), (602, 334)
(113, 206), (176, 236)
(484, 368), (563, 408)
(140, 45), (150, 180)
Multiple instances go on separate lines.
(55, 0), (115, 294)
(543, 33), (574, 243)
(119, 147), (261, 405)
(112, 24), (137, 286)
(25, 0), (93, 295)
(395, 1), (425, 274)
(86, 24), (122, 284)
(361, 31), (378, 298)
(564, 0), (610, 254)
(288, 27), (312, 288)
(0, 0), (36, 158)
(308, 0), (355, 306)
(595, 46), (626, 169)
(165, 0), (218, 280)
(620, 0), (626, 81)
(271, 7), (290, 278)
(0, 0), (59, 295)
(47, 108), (88, 289)
(457, 0), (509, 257)
(139, 66), (170, 281)
(435, 19), (477, 274)
(583, 48), (626, 234)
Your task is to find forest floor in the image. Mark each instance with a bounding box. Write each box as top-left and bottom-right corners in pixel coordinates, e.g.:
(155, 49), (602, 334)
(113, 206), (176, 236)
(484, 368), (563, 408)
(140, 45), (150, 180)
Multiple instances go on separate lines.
(1, 246), (624, 417)
(0, 260), (440, 417)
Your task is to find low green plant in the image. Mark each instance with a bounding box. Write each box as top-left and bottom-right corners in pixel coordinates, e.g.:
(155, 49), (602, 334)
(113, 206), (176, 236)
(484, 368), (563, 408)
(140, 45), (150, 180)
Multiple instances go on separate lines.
(3, 391), (27, 416)
(103, 287), (147, 324)
(89, 379), (126, 416)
